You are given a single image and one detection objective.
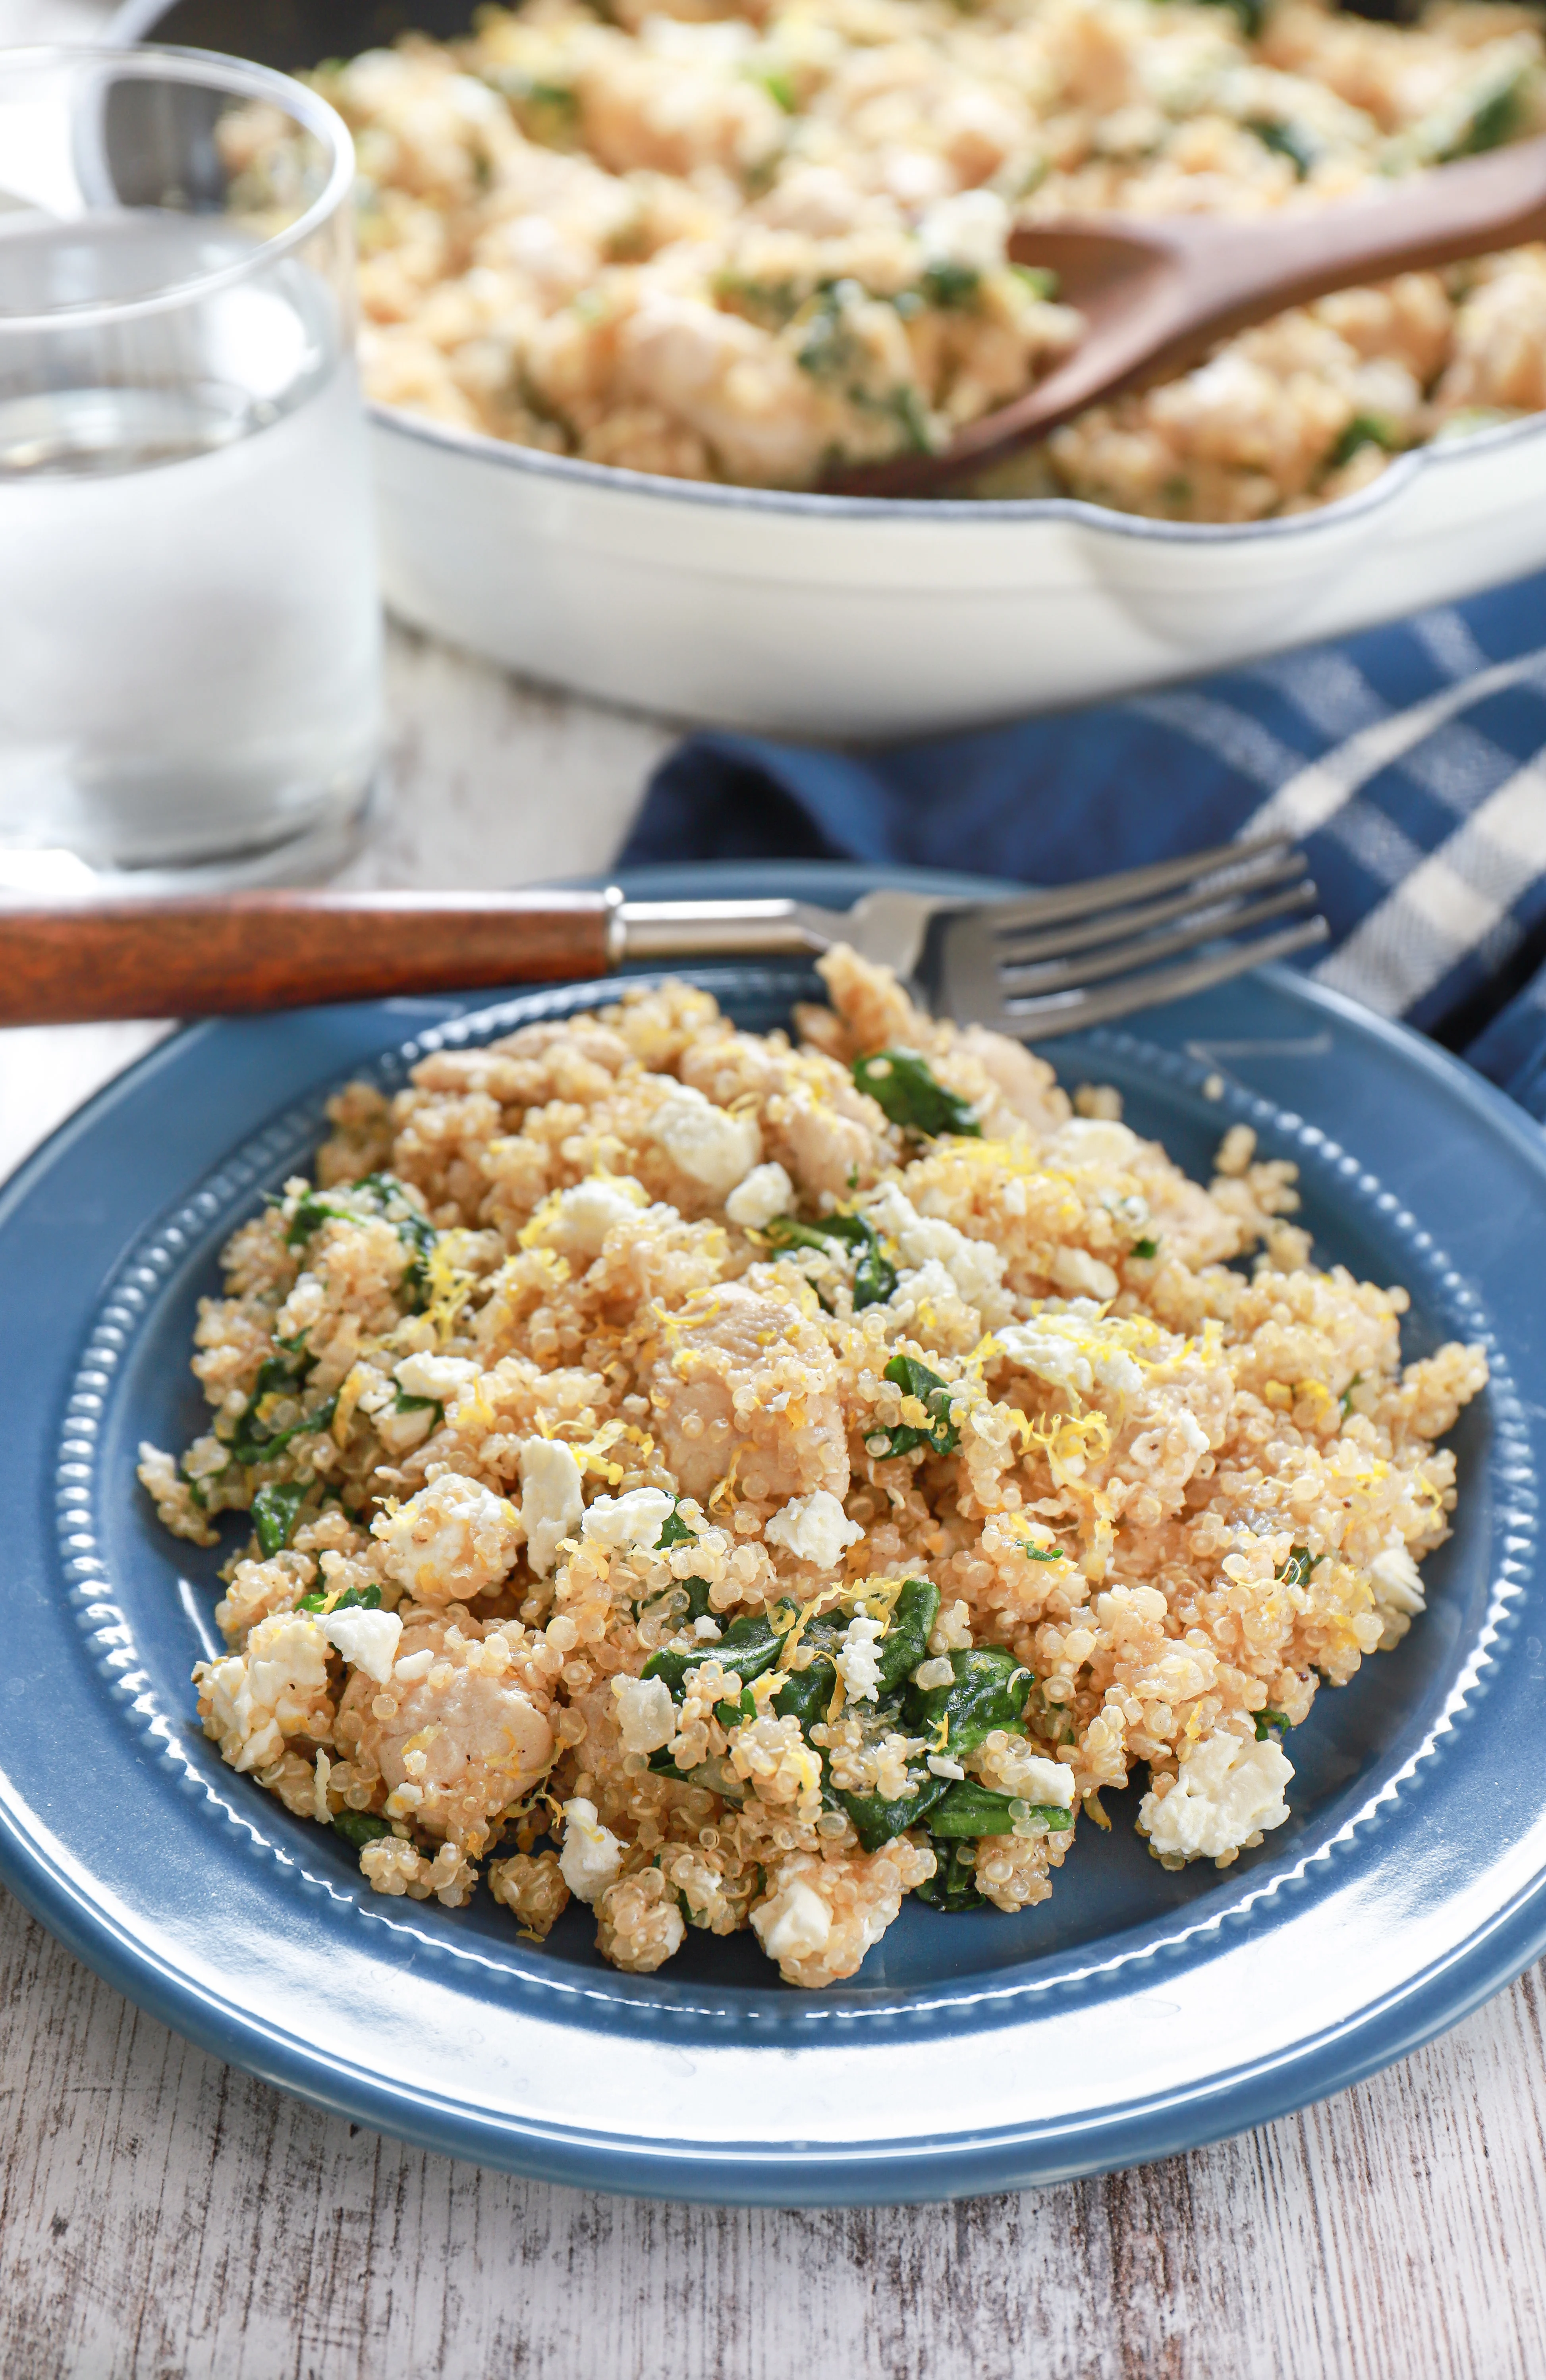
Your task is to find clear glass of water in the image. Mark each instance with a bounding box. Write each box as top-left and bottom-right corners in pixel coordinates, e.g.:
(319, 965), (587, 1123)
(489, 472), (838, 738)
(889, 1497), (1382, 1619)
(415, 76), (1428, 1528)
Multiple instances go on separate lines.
(0, 46), (382, 886)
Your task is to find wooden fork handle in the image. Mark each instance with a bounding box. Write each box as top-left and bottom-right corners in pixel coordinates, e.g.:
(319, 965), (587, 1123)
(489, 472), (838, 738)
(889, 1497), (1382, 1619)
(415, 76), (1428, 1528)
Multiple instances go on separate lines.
(0, 889), (621, 1025)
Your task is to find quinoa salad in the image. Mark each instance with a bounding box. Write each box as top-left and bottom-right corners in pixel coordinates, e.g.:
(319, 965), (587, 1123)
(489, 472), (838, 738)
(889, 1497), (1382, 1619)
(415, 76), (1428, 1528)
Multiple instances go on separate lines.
(137, 955), (1486, 1987)
(238, 0), (1546, 514)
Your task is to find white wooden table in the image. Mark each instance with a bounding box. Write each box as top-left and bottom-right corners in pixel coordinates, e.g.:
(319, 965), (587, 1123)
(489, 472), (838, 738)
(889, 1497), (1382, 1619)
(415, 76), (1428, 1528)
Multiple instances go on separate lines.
(4, 620), (1546, 2378)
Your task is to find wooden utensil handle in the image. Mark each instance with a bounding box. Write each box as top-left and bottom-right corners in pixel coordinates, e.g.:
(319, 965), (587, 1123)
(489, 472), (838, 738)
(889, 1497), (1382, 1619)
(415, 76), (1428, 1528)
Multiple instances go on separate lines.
(1168, 133), (1546, 351)
(0, 890), (620, 1025)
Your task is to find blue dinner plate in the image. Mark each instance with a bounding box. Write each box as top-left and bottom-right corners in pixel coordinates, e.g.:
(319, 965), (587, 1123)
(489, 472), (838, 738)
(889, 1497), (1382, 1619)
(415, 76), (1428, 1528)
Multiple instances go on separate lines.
(3, 859), (1544, 2205)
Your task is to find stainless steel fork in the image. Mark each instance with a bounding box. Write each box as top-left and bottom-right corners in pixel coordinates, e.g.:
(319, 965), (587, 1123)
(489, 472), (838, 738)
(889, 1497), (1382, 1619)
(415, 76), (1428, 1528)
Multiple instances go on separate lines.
(0, 838), (1325, 1027)
(621, 836), (1328, 1038)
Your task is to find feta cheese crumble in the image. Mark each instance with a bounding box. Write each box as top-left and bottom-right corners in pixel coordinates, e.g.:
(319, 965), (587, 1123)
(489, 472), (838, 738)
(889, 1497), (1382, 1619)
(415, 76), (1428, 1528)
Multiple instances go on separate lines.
(321, 1604), (403, 1683)
(992, 1304), (1148, 1403)
(1139, 1730), (1293, 1864)
(751, 1877), (832, 1963)
(518, 1437), (585, 1578)
(834, 1611), (885, 1702)
(650, 1086), (762, 1197)
(765, 1488), (864, 1571)
(558, 1797), (624, 1902)
(724, 1160), (794, 1230)
(581, 1485), (676, 1551)
(1370, 1542), (1426, 1616)
(549, 1174), (649, 1259)
(392, 1351), (480, 1403)
(919, 186), (1009, 274)
(199, 1612), (331, 1774)
(612, 1673), (677, 1754)
(1011, 1753), (1075, 1808)
(862, 1181), (1006, 1311)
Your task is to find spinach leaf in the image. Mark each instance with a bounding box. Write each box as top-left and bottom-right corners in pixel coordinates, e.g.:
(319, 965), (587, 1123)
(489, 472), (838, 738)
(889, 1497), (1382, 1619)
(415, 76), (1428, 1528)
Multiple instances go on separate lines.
(763, 1211), (897, 1310)
(642, 1607), (789, 1698)
(251, 1347), (309, 1403)
(287, 1172), (438, 1301)
(749, 62), (796, 111)
(841, 1766), (953, 1853)
(637, 1574), (715, 1626)
(1328, 413), (1399, 471)
(852, 1048), (982, 1139)
(871, 1576), (940, 1696)
(793, 280), (863, 381)
(1339, 1372), (1363, 1417)
(1247, 117), (1316, 177)
(298, 1583), (382, 1615)
(715, 1686), (759, 1730)
(771, 1657), (838, 1735)
(921, 259), (979, 309)
(1132, 1237), (1159, 1260)
(647, 1747), (695, 1782)
(655, 1503), (697, 1549)
(904, 1646), (1031, 1755)
(1275, 1546), (1324, 1591)
(1255, 1707), (1291, 1741)
(870, 1354), (961, 1460)
(851, 1240), (897, 1311)
(680, 1577), (715, 1624)
(332, 1811), (392, 1849)
(913, 1837), (988, 1912)
(227, 1391), (338, 1469)
(928, 1780), (1073, 1838)
(1179, 0), (1262, 35)
(251, 1480), (310, 1558)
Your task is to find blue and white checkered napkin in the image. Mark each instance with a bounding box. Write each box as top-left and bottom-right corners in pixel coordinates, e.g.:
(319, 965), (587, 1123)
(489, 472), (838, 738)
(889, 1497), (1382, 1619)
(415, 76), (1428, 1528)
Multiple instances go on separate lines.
(625, 565), (1546, 1122)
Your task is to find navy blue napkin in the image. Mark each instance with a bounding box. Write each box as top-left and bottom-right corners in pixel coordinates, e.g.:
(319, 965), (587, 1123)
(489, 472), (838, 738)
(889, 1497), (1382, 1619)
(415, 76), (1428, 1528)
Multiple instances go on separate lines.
(625, 567), (1546, 1122)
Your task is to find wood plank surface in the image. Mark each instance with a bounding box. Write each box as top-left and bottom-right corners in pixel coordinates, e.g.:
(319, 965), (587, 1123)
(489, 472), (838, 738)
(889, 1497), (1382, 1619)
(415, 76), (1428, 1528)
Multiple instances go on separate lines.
(0, 1878), (1543, 2379)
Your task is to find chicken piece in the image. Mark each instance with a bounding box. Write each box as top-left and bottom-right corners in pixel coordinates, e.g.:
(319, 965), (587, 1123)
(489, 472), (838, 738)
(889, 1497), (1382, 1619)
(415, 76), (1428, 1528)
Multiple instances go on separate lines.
(335, 1616), (554, 1855)
(640, 1276), (849, 1504)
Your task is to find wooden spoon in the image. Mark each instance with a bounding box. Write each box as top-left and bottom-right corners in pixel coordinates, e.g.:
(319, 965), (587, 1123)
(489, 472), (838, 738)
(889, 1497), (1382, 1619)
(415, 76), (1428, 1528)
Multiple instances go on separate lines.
(825, 133), (1546, 498)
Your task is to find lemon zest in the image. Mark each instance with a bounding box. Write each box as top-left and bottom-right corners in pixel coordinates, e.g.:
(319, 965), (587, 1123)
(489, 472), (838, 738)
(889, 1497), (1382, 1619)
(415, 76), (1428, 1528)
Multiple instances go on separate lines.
(332, 1363), (370, 1447)
(516, 1191), (565, 1250)
(707, 1448), (743, 1513)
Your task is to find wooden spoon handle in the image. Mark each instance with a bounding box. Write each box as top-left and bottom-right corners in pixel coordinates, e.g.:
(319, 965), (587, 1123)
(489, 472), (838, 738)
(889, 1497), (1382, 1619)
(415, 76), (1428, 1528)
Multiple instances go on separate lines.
(1160, 133), (1546, 352)
(842, 132), (1546, 492)
(0, 889), (620, 1025)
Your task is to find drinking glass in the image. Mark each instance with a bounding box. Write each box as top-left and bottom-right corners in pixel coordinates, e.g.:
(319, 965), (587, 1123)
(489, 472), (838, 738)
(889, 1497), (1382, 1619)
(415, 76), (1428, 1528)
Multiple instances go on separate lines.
(0, 46), (382, 886)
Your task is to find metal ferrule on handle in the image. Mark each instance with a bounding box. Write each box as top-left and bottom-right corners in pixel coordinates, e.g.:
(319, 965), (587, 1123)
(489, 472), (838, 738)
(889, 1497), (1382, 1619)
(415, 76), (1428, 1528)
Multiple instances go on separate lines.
(614, 897), (822, 960)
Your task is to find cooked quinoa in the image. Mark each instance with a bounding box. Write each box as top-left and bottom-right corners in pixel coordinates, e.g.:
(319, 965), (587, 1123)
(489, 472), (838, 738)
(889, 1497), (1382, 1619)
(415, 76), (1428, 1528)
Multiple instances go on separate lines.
(140, 953), (1486, 1987)
(229, 0), (1546, 512)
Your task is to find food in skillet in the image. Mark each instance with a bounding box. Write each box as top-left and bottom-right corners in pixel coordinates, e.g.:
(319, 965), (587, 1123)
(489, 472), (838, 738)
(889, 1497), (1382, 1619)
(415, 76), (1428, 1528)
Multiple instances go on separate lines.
(220, 0), (1546, 509)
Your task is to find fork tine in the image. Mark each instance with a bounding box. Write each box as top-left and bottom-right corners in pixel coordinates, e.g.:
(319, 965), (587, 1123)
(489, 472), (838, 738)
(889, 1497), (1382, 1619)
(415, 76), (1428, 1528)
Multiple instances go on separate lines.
(988, 916), (1330, 1040)
(976, 835), (1295, 938)
(997, 882), (1320, 994)
(992, 849), (1309, 965)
